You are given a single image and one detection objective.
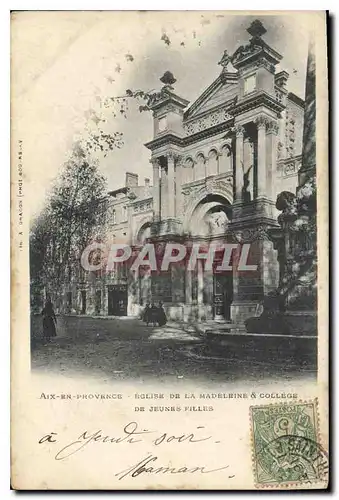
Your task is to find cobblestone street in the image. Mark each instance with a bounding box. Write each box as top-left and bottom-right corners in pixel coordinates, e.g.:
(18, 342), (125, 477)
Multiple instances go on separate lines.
(31, 316), (317, 384)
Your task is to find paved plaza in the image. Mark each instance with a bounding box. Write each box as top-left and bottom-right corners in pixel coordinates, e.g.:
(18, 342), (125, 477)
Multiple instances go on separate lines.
(31, 316), (317, 383)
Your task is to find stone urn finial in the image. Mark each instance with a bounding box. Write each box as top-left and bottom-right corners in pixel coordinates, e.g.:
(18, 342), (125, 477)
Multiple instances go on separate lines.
(160, 71), (177, 89)
(247, 19), (267, 39)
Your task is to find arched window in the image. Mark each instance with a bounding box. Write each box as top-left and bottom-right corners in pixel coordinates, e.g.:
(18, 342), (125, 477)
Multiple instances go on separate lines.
(207, 149), (218, 177)
(112, 208), (116, 224)
(137, 223), (151, 245)
(183, 158), (194, 184)
(219, 144), (233, 173)
(195, 153), (206, 180)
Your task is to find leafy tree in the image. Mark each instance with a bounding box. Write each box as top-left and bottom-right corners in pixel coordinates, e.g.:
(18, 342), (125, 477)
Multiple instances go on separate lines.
(82, 86), (170, 156)
(30, 143), (107, 309)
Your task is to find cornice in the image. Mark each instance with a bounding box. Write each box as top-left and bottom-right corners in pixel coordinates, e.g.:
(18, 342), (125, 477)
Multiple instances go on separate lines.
(144, 119), (234, 151)
(144, 133), (184, 151)
(150, 92), (190, 112)
(287, 92), (305, 109)
(231, 39), (282, 71)
(234, 90), (285, 116)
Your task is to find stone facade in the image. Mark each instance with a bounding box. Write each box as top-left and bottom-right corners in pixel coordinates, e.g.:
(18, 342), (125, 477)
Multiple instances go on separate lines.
(67, 20), (305, 324)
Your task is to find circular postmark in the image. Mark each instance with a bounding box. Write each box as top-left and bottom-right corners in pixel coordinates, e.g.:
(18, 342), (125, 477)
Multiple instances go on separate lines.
(256, 434), (329, 484)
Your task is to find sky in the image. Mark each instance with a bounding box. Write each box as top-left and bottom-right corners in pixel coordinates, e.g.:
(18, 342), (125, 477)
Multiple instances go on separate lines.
(11, 11), (317, 217)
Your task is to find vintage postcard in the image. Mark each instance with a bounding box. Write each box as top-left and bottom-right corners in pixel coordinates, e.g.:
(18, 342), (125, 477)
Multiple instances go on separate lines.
(11, 11), (329, 490)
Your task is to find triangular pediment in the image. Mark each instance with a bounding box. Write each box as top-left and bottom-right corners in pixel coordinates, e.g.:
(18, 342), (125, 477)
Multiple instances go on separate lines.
(184, 73), (238, 121)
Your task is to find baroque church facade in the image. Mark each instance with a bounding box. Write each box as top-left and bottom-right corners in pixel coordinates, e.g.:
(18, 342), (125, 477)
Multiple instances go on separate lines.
(71, 20), (305, 323)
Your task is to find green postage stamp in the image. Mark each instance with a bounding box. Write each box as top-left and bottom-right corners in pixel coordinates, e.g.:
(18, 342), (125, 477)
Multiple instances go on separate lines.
(250, 401), (328, 487)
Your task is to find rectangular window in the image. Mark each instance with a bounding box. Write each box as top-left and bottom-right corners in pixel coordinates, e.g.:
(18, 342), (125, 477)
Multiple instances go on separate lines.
(122, 205), (127, 221)
(151, 272), (172, 302)
(95, 290), (101, 314)
(192, 270), (198, 302)
(67, 291), (72, 308)
(81, 290), (87, 314)
(244, 74), (256, 95)
(158, 116), (167, 133)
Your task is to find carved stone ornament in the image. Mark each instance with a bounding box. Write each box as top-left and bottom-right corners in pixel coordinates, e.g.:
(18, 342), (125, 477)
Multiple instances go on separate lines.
(149, 157), (160, 167)
(167, 152), (183, 163)
(206, 211), (229, 234)
(175, 154), (184, 165)
(231, 43), (261, 67)
(183, 106), (233, 136)
(205, 178), (219, 194)
(218, 50), (231, 71)
(230, 225), (270, 243)
(255, 115), (269, 130)
(127, 190), (137, 201)
(134, 200), (153, 213)
(234, 124), (245, 137)
(247, 19), (267, 38)
(255, 57), (276, 74)
(182, 184), (200, 209)
(283, 161), (298, 177)
(266, 120), (279, 135)
(160, 71), (177, 87)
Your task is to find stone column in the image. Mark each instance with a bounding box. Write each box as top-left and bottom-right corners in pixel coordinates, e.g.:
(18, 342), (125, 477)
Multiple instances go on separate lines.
(197, 259), (204, 305)
(266, 120), (279, 201)
(175, 155), (184, 218)
(151, 158), (160, 220)
(127, 202), (133, 243)
(102, 284), (108, 315)
(205, 156), (210, 177)
(129, 266), (140, 316)
(204, 268), (214, 319)
(184, 268), (193, 322)
(161, 168), (168, 219)
(243, 138), (254, 202)
(235, 125), (245, 202)
(255, 116), (267, 198)
(167, 153), (175, 217)
(185, 269), (192, 305)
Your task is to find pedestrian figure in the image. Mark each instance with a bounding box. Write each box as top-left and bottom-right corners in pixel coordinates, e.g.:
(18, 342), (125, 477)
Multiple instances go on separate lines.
(157, 301), (167, 327)
(42, 297), (57, 341)
(142, 302), (151, 326)
(149, 302), (158, 327)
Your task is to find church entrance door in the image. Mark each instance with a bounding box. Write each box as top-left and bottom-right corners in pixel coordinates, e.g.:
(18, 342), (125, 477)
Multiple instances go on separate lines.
(213, 273), (233, 321)
(107, 285), (128, 316)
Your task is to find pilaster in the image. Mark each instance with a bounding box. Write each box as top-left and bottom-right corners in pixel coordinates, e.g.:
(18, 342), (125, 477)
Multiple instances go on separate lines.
(175, 154), (184, 218)
(255, 115), (268, 198)
(150, 158), (160, 221)
(235, 125), (245, 202)
(230, 227), (279, 323)
(167, 152), (176, 218)
(266, 119), (279, 201)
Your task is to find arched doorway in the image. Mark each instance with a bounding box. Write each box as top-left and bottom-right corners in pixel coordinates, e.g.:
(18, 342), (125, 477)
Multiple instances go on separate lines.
(136, 221), (152, 244)
(185, 192), (233, 321)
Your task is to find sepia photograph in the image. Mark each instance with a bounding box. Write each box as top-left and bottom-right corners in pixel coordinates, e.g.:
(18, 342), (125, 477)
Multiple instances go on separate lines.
(26, 13), (318, 383)
(11, 10), (328, 490)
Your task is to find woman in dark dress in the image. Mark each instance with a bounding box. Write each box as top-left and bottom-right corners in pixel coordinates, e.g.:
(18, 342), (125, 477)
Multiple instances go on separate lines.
(42, 298), (57, 340)
(142, 302), (151, 326)
(149, 303), (158, 327)
(157, 301), (167, 327)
